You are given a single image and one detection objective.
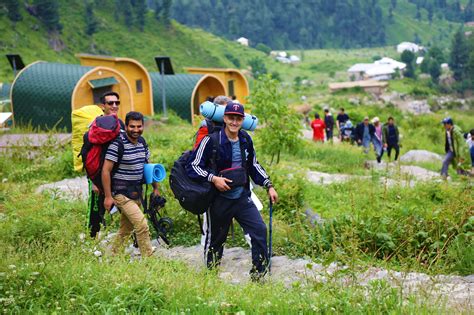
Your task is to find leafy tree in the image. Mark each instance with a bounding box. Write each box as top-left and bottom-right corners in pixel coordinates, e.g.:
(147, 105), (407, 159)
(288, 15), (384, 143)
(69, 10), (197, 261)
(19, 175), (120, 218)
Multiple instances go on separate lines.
(248, 58), (267, 79)
(5, 0), (22, 22)
(84, 1), (98, 36)
(255, 43), (271, 55)
(449, 29), (469, 82)
(401, 50), (416, 78)
(34, 0), (62, 32)
(248, 75), (301, 164)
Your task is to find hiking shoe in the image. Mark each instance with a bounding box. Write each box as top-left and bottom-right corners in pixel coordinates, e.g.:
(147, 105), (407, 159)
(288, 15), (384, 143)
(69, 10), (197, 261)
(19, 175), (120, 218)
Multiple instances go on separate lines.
(250, 270), (267, 283)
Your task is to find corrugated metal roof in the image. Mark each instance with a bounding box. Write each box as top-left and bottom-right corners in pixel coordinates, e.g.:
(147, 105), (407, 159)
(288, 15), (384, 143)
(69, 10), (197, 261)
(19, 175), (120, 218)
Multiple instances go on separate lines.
(11, 62), (93, 130)
(150, 73), (203, 122)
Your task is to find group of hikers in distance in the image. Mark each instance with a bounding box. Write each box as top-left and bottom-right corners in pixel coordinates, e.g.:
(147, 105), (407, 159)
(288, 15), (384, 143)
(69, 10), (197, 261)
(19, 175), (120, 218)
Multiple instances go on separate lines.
(310, 108), (474, 177)
(82, 92), (277, 282)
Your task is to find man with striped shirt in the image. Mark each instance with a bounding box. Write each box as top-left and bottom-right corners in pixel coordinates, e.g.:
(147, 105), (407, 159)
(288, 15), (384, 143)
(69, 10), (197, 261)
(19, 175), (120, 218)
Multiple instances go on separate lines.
(102, 111), (158, 257)
(186, 102), (278, 281)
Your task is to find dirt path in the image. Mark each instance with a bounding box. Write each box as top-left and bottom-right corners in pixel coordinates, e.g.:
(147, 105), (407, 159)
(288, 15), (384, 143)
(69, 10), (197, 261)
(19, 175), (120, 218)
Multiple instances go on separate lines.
(146, 244), (473, 310)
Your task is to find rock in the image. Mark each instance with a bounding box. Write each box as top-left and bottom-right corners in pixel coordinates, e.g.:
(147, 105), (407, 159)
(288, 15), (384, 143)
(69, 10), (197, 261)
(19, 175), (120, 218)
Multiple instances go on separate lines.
(406, 100), (431, 115)
(306, 171), (369, 185)
(305, 208), (325, 226)
(400, 150), (443, 163)
(36, 176), (89, 201)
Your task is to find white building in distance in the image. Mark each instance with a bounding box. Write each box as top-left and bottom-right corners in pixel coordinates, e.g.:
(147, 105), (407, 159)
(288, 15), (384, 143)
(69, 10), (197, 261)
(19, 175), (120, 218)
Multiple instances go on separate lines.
(397, 42), (423, 53)
(348, 57), (406, 81)
(236, 37), (249, 46)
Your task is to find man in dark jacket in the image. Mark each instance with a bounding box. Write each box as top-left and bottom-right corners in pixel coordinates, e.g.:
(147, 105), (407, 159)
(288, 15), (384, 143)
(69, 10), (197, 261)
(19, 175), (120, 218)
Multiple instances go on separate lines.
(354, 117), (375, 154)
(324, 109), (335, 142)
(186, 102), (278, 281)
(383, 117), (400, 161)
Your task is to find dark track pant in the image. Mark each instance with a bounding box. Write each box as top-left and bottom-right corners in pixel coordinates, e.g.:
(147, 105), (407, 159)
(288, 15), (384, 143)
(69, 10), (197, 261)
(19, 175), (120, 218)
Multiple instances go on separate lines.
(88, 181), (106, 238)
(387, 143), (400, 161)
(204, 193), (268, 274)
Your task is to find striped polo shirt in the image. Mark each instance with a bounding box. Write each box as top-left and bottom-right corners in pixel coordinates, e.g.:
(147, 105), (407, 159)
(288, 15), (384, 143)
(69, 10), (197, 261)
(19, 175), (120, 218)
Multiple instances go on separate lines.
(105, 135), (149, 184)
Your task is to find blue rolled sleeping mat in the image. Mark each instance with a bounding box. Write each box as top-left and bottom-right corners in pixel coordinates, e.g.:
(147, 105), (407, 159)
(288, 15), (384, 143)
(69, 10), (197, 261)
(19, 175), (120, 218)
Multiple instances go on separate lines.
(199, 101), (258, 131)
(144, 163), (166, 184)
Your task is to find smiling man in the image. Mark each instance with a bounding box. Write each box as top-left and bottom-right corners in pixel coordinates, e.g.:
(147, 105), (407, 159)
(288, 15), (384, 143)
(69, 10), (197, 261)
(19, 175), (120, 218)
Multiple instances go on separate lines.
(102, 111), (159, 257)
(186, 102), (278, 281)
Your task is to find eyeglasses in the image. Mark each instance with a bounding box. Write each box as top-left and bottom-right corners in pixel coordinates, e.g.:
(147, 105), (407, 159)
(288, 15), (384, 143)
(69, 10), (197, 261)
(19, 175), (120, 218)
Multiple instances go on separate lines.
(105, 101), (120, 106)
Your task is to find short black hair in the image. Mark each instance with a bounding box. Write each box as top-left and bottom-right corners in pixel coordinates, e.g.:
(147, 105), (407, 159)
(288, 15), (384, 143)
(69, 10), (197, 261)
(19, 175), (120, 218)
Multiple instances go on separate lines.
(340, 108), (345, 112)
(324, 109), (329, 113)
(125, 111), (144, 126)
(314, 113), (320, 119)
(100, 91), (119, 104)
(388, 116), (394, 121)
(470, 129), (474, 136)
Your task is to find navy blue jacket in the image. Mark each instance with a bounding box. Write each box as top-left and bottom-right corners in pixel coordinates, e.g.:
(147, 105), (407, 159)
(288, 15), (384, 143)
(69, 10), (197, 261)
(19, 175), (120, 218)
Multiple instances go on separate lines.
(354, 122), (375, 142)
(186, 130), (272, 189)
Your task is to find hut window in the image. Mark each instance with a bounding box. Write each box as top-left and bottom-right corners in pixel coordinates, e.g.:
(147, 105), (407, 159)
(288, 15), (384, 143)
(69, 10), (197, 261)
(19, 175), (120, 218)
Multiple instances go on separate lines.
(228, 80), (235, 97)
(136, 80), (143, 93)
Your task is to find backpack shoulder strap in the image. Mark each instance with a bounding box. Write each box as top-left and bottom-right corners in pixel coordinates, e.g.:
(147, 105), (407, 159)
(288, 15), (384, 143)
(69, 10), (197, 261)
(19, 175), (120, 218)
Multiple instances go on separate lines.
(208, 131), (220, 171)
(239, 131), (251, 171)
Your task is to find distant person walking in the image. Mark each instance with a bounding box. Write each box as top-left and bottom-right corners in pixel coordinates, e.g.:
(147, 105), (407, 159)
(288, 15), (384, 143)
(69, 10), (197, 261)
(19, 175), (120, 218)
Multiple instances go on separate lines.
(324, 109), (335, 142)
(310, 113), (326, 142)
(336, 108), (349, 139)
(372, 117), (384, 163)
(465, 129), (474, 175)
(383, 116), (400, 161)
(440, 117), (470, 178)
(354, 117), (375, 154)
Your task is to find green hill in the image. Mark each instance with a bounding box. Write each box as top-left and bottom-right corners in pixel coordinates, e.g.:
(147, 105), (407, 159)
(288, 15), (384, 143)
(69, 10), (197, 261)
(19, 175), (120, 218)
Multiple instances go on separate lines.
(0, 0), (268, 82)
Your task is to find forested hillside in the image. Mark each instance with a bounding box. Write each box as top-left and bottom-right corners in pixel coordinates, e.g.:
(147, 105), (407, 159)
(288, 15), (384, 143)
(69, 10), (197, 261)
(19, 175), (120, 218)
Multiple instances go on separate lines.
(0, 0), (267, 82)
(170, 0), (473, 49)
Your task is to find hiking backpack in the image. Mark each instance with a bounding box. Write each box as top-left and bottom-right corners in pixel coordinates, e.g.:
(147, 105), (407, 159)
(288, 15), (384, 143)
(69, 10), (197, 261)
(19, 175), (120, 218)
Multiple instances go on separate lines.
(169, 132), (219, 215)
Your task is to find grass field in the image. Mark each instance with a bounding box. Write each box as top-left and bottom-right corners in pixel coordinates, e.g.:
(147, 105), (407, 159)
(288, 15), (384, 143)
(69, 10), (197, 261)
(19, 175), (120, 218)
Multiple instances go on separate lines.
(1, 101), (472, 312)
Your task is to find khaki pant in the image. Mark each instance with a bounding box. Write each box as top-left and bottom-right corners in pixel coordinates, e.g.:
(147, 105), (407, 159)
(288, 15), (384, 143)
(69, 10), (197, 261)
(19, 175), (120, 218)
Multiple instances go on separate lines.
(112, 194), (153, 257)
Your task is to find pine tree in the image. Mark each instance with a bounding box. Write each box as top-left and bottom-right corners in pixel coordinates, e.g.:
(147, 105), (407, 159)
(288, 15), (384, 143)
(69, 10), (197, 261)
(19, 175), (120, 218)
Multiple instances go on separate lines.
(34, 0), (62, 32)
(84, 1), (98, 36)
(401, 50), (416, 78)
(134, 0), (147, 31)
(429, 60), (441, 84)
(154, 0), (162, 21)
(5, 0), (22, 22)
(122, 0), (134, 29)
(162, 0), (172, 27)
(450, 29), (469, 82)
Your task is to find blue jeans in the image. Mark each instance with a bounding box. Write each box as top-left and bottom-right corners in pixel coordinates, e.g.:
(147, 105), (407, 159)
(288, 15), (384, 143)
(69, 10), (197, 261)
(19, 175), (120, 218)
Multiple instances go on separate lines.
(441, 151), (454, 177)
(470, 146), (474, 167)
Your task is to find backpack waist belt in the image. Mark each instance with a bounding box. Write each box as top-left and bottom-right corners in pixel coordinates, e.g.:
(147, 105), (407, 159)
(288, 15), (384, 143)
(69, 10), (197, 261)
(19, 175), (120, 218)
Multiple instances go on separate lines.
(112, 180), (143, 200)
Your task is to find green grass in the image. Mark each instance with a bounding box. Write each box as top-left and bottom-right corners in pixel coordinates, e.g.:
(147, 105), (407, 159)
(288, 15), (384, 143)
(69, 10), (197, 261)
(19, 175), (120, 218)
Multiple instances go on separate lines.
(1, 107), (472, 311)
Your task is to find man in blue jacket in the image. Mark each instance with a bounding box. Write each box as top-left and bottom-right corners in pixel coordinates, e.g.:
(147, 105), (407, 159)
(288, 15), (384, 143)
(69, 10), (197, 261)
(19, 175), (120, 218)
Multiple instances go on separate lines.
(354, 116), (375, 154)
(186, 102), (278, 281)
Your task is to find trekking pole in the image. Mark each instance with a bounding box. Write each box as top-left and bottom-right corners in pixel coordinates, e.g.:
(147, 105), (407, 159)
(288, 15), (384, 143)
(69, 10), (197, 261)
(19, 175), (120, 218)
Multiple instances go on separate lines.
(268, 198), (273, 273)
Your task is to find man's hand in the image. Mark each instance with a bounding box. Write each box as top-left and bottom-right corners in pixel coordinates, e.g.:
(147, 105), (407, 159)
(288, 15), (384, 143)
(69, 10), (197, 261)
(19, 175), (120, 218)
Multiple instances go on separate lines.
(268, 187), (278, 204)
(357, 139), (362, 144)
(92, 183), (100, 194)
(212, 176), (232, 192)
(383, 143), (388, 148)
(104, 196), (115, 212)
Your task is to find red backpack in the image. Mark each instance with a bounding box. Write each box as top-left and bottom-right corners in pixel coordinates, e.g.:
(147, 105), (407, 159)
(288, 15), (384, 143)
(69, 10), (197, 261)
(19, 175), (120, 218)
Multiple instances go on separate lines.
(79, 115), (121, 190)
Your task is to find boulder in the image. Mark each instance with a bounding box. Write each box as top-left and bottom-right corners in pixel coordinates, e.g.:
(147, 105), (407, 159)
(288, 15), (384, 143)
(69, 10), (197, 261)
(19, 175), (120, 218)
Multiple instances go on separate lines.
(400, 150), (443, 163)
